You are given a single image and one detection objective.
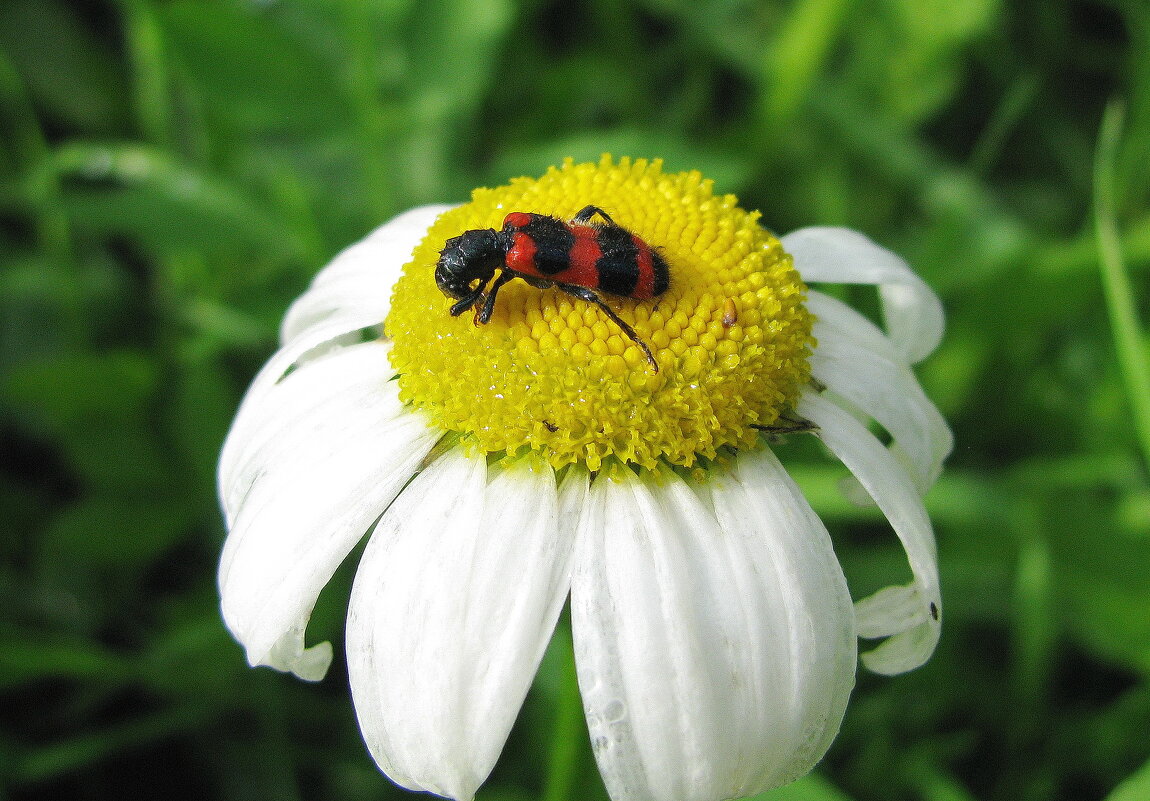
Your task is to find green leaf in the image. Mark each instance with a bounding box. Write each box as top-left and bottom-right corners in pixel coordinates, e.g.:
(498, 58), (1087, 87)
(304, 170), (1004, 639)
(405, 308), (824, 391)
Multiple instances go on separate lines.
(53, 142), (306, 259)
(389, 0), (516, 199)
(12, 703), (212, 784)
(402, 0), (515, 109)
(0, 0), (128, 133)
(758, 0), (849, 131)
(844, 0), (1000, 123)
(3, 349), (177, 493)
(158, 0), (352, 133)
(37, 496), (194, 592)
(4, 349), (157, 429)
(1050, 505), (1150, 674)
(1106, 757), (1150, 801)
(0, 625), (133, 688)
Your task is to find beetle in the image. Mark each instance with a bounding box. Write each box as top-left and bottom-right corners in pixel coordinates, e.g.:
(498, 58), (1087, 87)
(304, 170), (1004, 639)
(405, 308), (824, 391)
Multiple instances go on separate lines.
(435, 205), (669, 372)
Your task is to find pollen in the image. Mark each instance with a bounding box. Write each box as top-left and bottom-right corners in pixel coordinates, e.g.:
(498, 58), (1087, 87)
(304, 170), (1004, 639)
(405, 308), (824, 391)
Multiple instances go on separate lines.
(385, 156), (814, 471)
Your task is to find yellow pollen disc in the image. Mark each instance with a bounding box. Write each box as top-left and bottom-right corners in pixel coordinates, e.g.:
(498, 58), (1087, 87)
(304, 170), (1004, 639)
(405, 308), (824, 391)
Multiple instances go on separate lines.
(385, 155), (814, 471)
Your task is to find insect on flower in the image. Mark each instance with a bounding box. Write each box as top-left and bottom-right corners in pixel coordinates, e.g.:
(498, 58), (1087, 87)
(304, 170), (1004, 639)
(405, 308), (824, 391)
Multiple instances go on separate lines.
(434, 205), (669, 372)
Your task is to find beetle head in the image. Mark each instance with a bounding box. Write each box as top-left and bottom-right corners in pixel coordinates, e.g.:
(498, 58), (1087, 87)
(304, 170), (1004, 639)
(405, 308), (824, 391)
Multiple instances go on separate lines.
(435, 228), (505, 301)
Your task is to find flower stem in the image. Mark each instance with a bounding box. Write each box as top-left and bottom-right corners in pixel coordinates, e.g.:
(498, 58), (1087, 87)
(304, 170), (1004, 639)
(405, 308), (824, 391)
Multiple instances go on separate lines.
(1093, 100), (1150, 468)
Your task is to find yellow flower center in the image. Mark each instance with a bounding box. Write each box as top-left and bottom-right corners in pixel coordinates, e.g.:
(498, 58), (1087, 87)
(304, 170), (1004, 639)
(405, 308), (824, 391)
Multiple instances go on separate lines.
(385, 156), (814, 471)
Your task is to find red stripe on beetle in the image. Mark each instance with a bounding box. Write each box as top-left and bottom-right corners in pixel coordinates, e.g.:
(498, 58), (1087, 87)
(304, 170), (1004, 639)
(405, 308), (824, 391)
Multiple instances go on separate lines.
(632, 235), (656, 299)
(505, 231), (538, 274)
(555, 226), (603, 289)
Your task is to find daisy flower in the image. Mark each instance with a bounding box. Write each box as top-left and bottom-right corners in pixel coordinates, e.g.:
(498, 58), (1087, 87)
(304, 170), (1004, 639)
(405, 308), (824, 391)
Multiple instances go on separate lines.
(218, 156), (951, 801)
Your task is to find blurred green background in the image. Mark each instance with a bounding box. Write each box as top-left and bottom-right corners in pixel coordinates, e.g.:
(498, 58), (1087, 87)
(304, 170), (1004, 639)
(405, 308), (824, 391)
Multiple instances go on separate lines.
(2, 0), (1148, 799)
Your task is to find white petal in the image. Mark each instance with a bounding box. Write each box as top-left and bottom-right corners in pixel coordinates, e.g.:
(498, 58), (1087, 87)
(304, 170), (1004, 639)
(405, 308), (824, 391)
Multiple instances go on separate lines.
(217, 341), (439, 679)
(797, 390), (941, 675)
(808, 290), (952, 494)
(571, 460), (856, 801)
(706, 448), (858, 786)
(783, 226), (944, 364)
(854, 584), (931, 638)
(347, 450), (576, 801)
(280, 205), (452, 346)
(218, 323), (395, 515)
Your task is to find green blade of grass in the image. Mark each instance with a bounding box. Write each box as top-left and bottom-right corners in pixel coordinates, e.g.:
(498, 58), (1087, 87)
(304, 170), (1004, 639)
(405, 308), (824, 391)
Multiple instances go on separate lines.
(758, 0), (849, 134)
(0, 48), (73, 265)
(1093, 100), (1150, 468)
(118, 0), (174, 148)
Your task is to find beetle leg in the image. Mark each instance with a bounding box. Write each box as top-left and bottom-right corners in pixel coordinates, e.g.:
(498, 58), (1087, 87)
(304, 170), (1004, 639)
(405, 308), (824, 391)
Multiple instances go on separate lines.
(450, 281), (487, 316)
(572, 205), (616, 226)
(558, 284), (658, 374)
(750, 416), (818, 435)
(475, 270), (517, 325)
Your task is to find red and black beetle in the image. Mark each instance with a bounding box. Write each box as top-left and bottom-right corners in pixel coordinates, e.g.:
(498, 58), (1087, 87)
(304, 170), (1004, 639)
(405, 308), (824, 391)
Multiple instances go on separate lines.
(434, 205), (669, 372)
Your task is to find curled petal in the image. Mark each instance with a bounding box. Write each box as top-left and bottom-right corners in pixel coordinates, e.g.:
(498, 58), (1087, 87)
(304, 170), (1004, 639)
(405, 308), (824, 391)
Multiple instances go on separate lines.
(798, 390), (942, 675)
(808, 290), (952, 495)
(854, 584), (932, 639)
(218, 341), (439, 679)
(280, 205), (452, 346)
(571, 460), (855, 801)
(218, 322), (394, 516)
(783, 226), (944, 364)
(347, 450), (576, 801)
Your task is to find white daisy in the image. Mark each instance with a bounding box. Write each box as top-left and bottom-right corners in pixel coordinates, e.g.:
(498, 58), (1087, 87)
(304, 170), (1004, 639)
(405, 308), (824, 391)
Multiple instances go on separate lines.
(218, 157), (951, 801)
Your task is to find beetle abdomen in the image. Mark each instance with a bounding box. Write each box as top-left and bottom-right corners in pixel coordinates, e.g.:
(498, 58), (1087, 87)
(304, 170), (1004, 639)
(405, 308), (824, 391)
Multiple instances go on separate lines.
(503, 213), (667, 299)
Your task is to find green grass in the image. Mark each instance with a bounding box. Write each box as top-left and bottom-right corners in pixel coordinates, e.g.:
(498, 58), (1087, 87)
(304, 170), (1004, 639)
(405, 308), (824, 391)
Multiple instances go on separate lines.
(1, 1), (1148, 800)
